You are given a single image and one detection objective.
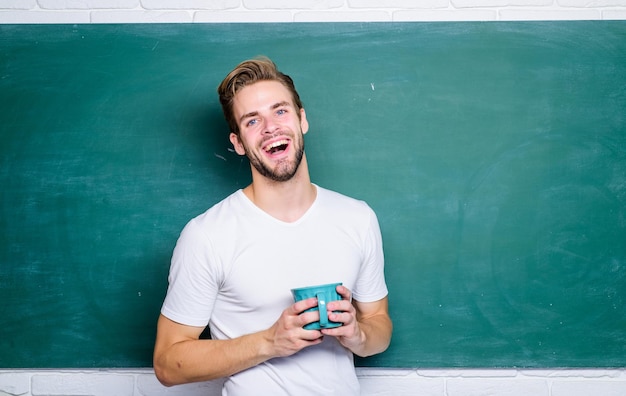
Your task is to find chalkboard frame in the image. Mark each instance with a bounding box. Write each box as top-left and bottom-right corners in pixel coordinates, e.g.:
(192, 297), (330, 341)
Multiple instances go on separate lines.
(1, 21), (625, 368)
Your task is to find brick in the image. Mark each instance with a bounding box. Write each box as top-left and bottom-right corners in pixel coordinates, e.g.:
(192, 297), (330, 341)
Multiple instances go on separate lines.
(396, 10), (493, 22)
(141, 0), (240, 10)
(453, 0), (510, 6)
(0, 0), (36, 9)
(193, 10), (293, 22)
(31, 373), (134, 396)
(446, 378), (549, 396)
(603, 8), (626, 18)
(453, 0), (554, 6)
(560, 0), (626, 6)
(552, 380), (626, 396)
(244, 0), (345, 10)
(294, 10), (391, 21)
(38, 0), (138, 9)
(349, 0), (448, 8)
(0, 10), (90, 22)
(360, 376), (444, 396)
(136, 373), (224, 395)
(0, 372), (30, 395)
(90, 10), (192, 22)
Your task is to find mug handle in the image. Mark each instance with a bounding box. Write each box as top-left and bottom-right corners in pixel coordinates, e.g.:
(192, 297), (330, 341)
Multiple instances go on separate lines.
(317, 292), (328, 328)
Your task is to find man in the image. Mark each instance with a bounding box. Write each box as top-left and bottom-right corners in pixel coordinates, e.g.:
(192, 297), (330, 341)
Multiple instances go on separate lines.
(153, 57), (392, 395)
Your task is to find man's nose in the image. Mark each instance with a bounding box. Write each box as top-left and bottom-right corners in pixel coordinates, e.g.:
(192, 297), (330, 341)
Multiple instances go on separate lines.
(262, 117), (279, 134)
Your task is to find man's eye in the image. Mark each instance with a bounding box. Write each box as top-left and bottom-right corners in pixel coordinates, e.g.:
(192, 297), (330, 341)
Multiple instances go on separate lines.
(246, 119), (258, 127)
(276, 109), (286, 115)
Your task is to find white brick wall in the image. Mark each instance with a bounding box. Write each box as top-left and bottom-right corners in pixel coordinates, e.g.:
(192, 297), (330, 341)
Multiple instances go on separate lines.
(1, 1), (625, 394)
(1, 369), (626, 395)
(0, 0), (625, 22)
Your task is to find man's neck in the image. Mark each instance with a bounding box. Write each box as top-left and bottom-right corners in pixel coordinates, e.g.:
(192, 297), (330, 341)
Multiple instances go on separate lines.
(242, 157), (317, 223)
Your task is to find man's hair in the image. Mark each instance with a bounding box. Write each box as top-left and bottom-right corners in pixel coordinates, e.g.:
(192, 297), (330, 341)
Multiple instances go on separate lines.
(217, 57), (303, 136)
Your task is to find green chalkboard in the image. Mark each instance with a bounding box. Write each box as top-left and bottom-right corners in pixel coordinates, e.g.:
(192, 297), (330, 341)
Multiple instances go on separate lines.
(1, 22), (625, 368)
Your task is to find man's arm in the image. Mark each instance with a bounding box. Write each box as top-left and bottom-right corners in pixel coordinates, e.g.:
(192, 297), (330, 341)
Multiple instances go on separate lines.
(153, 297), (325, 386)
(350, 296), (392, 357)
(322, 286), (392, 357)
(153, 315), (271, 386)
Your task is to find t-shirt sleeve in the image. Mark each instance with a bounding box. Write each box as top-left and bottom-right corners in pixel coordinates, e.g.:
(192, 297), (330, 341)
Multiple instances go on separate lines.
(352, 207), (388, 303)
(160, 218), (221, 327)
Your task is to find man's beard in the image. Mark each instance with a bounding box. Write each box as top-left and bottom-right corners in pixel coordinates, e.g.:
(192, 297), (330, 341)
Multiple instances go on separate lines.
(246, 137), (305, 182)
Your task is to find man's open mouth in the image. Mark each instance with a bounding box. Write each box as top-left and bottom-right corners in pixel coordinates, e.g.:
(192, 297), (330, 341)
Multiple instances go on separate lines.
(264, 139), (289, 155)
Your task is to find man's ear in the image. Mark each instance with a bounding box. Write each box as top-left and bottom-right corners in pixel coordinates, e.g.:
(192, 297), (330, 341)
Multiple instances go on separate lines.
(300, 108), (309, 135)
(229, 132), (246, 155)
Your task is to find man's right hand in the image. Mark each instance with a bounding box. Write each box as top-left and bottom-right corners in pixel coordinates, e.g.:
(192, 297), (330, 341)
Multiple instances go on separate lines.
(262, 296), (325, 358)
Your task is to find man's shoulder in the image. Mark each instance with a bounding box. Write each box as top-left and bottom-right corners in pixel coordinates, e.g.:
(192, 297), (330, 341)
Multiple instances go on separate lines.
(315, 185), (376, 219)
(317, 185), (370, 208)
(185, 189), (245, 230)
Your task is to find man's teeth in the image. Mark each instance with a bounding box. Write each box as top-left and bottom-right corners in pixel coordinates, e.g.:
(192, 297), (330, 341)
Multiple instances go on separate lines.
(264, 140), (289, 152)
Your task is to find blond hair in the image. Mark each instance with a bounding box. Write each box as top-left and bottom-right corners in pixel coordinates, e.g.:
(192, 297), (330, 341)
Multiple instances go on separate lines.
(217, 57), (303, 136)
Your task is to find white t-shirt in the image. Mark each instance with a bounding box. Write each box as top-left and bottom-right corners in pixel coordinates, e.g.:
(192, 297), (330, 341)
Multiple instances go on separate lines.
(161, 185), (388, 395)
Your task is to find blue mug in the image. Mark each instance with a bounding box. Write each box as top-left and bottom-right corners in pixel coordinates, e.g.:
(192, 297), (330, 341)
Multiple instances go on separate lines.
(291, 282), (343, 330)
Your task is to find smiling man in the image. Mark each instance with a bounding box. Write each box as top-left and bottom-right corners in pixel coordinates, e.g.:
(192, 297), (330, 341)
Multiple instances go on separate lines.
(153, 57), (392, 396)
(231, 82), (307, 186)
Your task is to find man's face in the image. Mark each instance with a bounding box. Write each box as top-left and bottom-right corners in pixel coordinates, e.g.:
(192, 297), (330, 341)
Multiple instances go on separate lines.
(230, 80), (309, 182)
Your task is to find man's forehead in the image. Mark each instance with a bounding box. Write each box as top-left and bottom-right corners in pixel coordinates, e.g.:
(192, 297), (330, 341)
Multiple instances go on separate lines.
(233, 80), (295, 117)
